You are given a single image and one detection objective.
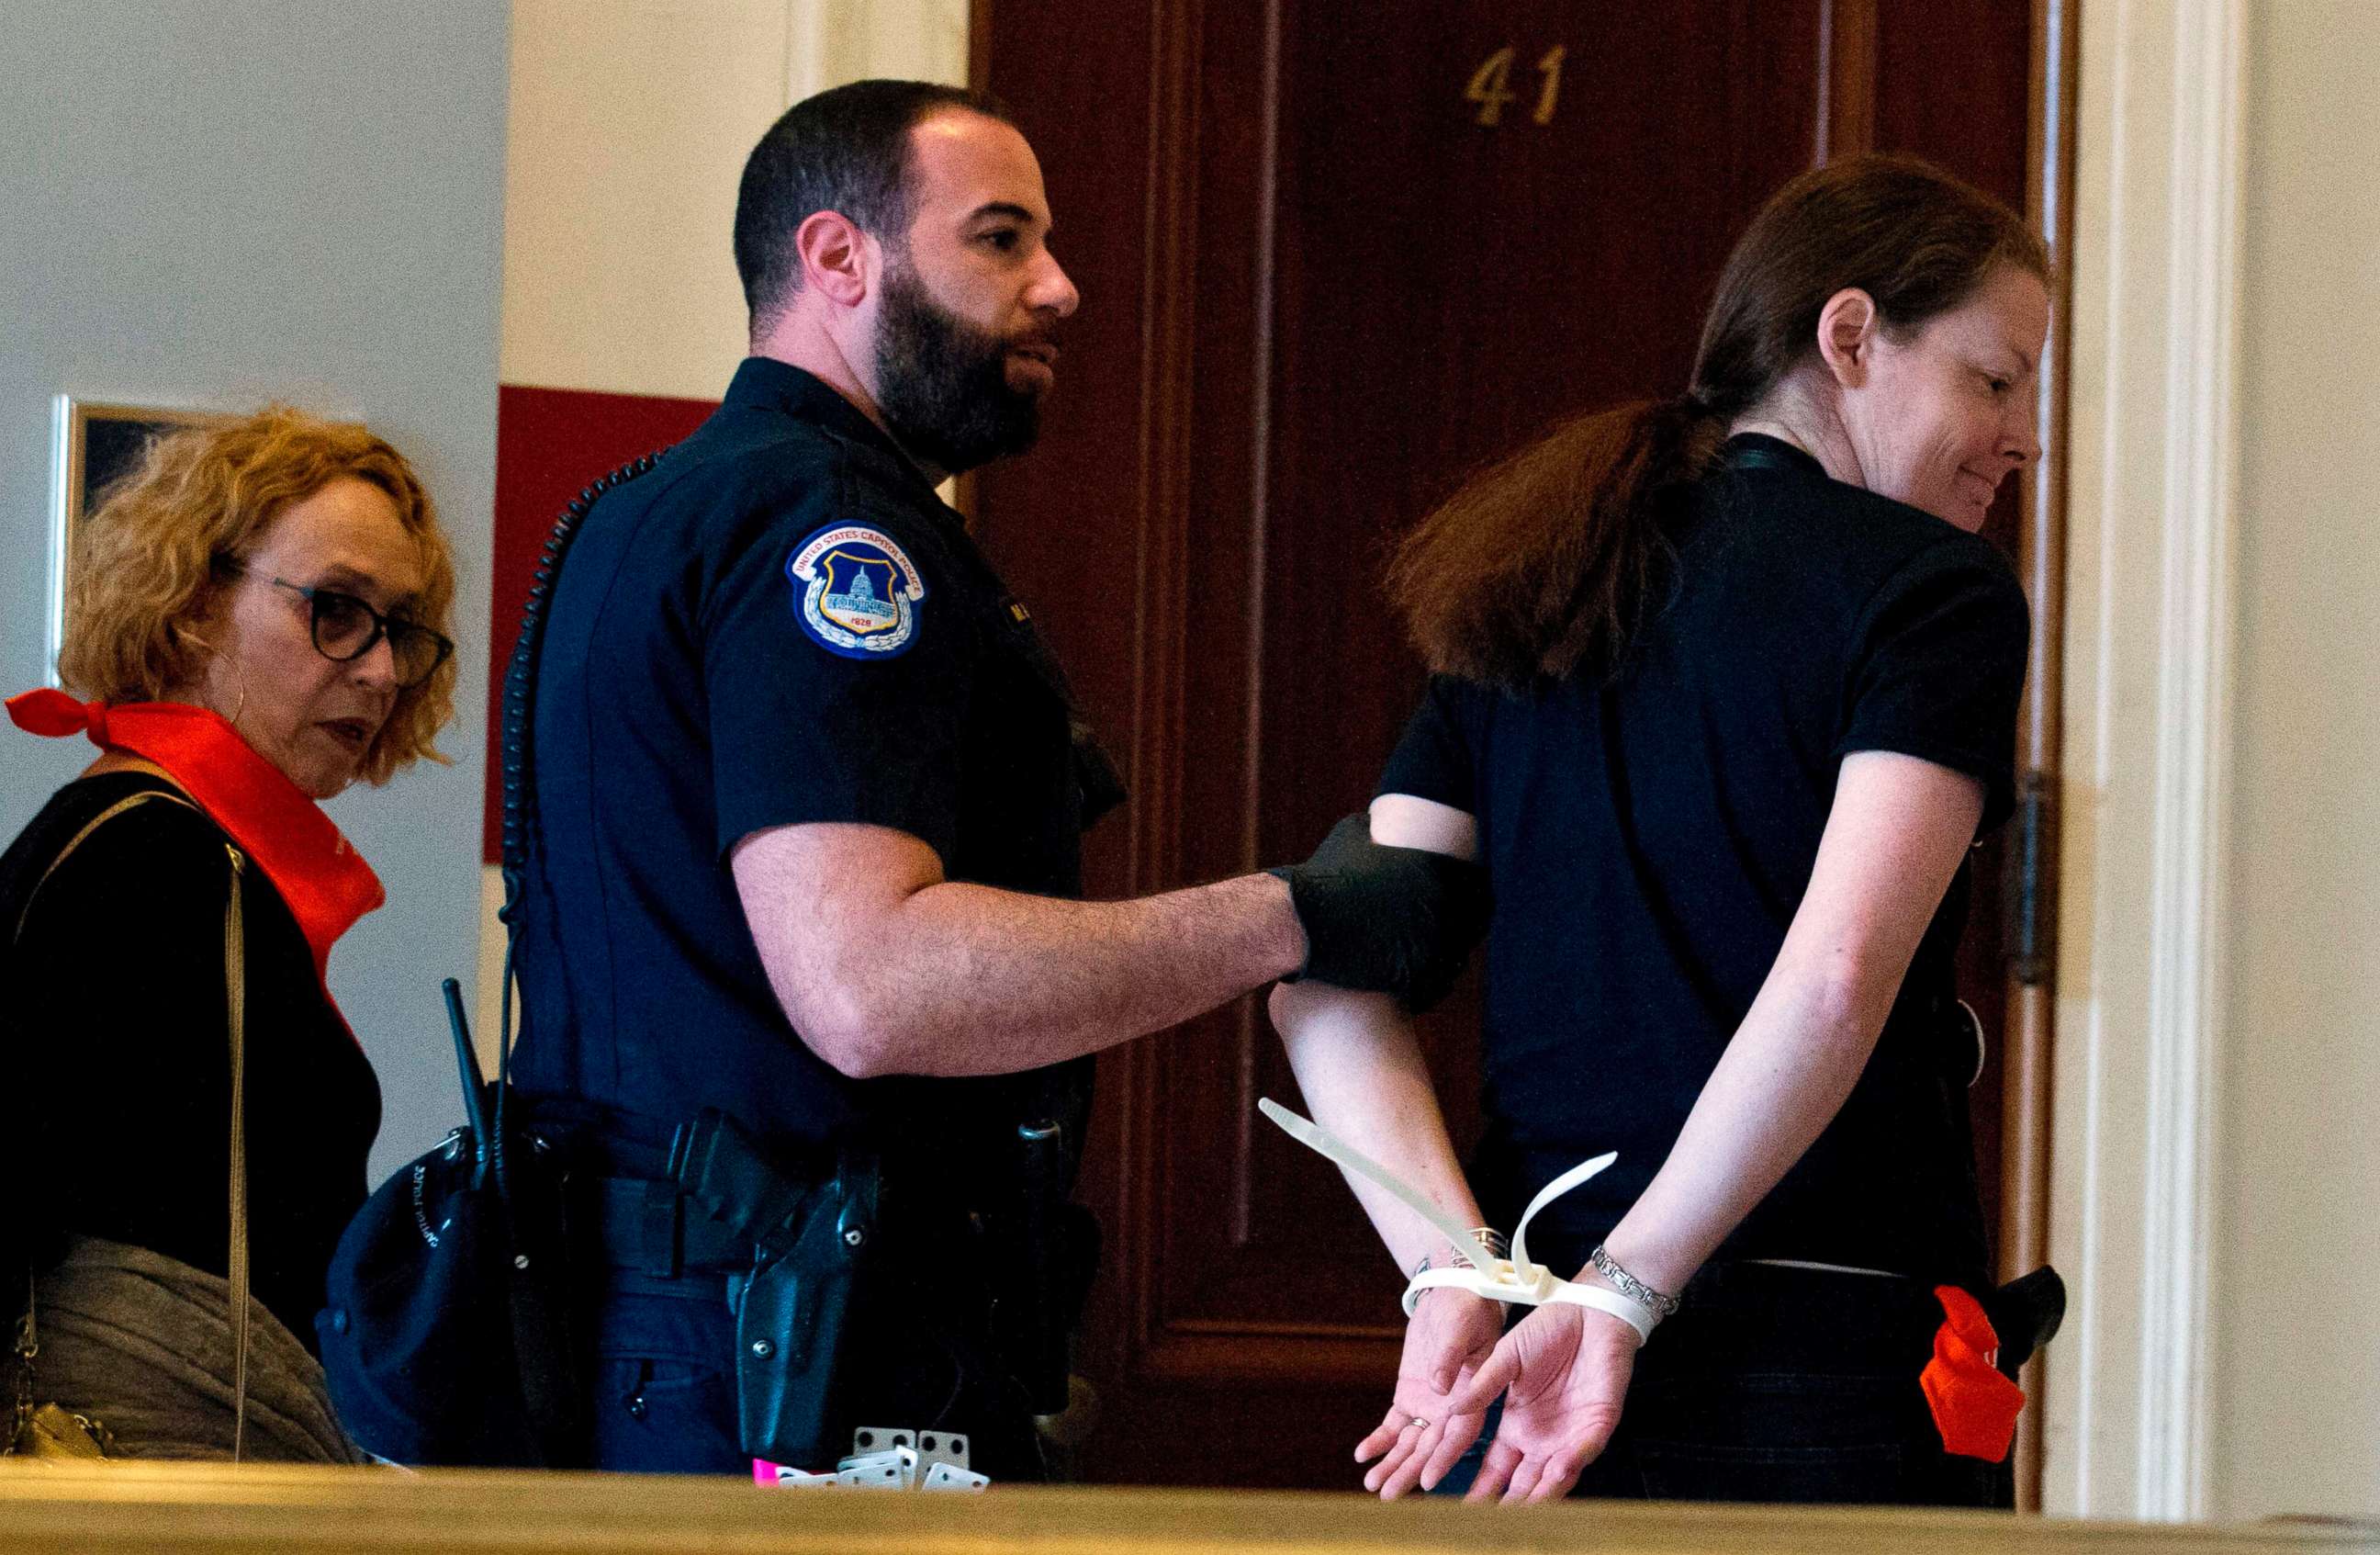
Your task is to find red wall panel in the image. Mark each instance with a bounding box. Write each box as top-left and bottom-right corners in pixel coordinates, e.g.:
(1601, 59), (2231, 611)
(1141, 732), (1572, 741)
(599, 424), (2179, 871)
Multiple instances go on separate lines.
(482, 383), (717, 862)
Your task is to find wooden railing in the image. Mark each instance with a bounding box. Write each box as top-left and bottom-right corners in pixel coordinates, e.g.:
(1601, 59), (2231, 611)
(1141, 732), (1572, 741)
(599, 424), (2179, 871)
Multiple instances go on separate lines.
(2, 1463), (2374, 1554)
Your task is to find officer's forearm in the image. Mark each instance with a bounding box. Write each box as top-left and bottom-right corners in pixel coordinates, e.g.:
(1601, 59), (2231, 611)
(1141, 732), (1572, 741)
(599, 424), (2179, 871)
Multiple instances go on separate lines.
(825, 873), (1306, 1076)
(734, 817), (1308, 1077)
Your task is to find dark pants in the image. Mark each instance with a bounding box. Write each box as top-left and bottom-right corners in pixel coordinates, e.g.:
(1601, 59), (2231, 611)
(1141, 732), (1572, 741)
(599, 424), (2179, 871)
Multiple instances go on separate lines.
(1434, 1263), (2014, 1507)
(582, 1258), (1048, 1481)
(587, 1279), (743, 1473)
(534, 1105), (1061, 1481)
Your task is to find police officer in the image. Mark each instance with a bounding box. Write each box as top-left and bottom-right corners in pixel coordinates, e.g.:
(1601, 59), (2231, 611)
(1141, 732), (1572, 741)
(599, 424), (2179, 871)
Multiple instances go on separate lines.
(507, 80), (1478, 1479)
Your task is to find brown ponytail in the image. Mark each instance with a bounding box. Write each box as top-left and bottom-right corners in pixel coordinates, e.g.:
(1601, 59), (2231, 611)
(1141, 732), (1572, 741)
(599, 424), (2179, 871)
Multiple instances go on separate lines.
(1390, 153), (2047, 690)
(1386, 397), (1725, 687)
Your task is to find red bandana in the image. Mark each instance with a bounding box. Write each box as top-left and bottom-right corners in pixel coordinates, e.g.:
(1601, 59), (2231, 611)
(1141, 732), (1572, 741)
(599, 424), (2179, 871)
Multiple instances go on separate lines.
(1921, 1283), (2027, 1462)
(7, 689), (385, 1030)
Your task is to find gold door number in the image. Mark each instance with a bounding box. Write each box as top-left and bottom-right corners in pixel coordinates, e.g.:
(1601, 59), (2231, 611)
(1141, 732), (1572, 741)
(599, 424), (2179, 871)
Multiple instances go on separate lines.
(1466, 44), (1567, 128)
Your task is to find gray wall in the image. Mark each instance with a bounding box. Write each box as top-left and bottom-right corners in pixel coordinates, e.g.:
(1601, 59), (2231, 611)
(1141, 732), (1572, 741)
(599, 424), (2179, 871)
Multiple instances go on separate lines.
(2, 5), (509, 1178)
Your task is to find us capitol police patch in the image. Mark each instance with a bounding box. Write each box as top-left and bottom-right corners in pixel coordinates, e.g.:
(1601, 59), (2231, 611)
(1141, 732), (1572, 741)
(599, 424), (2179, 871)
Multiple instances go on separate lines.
(786, 522), (926, 658)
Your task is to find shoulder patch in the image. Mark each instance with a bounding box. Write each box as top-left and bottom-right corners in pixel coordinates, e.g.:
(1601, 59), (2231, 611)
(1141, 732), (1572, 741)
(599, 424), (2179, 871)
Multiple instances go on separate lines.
(786, 523), (927, 659)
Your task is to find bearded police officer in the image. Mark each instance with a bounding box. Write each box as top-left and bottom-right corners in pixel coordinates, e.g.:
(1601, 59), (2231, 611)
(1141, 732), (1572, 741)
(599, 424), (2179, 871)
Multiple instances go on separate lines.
(506, 81), (1478, 1480)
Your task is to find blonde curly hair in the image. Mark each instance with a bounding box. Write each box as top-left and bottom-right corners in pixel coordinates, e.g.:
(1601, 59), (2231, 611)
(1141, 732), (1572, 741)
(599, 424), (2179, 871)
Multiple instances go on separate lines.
(58, 405), (457, 784)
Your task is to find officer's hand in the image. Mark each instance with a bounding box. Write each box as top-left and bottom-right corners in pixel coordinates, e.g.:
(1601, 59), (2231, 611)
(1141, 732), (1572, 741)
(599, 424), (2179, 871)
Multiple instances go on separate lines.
(1268, 813), (1488, 1010)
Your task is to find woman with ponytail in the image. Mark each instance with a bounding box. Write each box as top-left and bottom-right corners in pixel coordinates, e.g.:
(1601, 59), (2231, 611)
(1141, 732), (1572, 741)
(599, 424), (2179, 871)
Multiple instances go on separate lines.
(1271, 154), (2050, 1507)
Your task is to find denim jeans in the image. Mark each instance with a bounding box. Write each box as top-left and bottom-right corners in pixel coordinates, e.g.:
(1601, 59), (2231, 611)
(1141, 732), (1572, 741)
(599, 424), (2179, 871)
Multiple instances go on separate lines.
(1432, 1262), (2014, 1507)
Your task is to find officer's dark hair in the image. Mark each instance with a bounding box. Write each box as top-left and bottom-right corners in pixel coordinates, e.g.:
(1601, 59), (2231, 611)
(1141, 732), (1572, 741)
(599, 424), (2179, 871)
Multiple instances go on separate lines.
(1388, 153), (2049, 689)
(735, 79), (1010, 335)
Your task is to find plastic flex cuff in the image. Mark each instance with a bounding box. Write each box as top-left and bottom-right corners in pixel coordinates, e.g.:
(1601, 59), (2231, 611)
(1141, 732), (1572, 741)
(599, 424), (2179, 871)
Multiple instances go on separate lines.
(1257, 1099), (1658, 1347)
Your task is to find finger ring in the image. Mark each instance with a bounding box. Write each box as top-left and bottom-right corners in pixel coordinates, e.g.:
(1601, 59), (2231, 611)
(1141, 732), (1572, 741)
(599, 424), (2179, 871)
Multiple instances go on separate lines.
(1403, 1416), (1430, 1433)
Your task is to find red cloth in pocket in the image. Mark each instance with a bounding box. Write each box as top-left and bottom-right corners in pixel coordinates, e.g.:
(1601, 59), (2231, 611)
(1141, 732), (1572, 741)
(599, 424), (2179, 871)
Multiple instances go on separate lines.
(1921, 1284), (2026, 1462)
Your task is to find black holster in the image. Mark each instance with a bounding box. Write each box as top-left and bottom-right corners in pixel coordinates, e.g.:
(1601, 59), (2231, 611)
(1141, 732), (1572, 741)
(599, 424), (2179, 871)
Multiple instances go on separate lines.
(668, 1109), (877, 1467)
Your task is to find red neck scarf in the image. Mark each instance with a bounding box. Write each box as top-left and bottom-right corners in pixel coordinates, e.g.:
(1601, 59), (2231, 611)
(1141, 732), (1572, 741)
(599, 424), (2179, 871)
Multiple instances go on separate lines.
(7, 689), (385, 1006)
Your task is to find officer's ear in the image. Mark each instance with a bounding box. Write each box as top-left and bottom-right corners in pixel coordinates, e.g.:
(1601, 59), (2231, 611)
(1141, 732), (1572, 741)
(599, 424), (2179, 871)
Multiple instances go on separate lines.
(794, 209), (875, 309)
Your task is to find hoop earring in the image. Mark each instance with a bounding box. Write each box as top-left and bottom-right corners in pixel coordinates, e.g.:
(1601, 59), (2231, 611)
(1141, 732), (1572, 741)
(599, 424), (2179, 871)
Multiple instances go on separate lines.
(180, 629), (247, 728)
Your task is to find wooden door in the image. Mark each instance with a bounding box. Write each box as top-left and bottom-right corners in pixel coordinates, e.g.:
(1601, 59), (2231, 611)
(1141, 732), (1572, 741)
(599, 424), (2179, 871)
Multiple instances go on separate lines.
(971, 0), (2052, 1490)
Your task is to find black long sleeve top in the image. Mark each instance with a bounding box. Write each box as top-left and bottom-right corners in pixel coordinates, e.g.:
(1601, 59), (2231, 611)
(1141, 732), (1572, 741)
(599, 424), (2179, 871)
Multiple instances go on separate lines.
(1, 771), (382, 1350)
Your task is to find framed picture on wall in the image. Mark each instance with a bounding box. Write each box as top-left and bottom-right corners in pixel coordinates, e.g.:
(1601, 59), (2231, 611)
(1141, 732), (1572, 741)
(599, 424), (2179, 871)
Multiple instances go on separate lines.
(46, 397), (229, 687)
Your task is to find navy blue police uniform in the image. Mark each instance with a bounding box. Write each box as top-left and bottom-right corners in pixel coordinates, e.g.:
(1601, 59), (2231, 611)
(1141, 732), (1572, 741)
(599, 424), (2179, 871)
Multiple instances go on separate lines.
(511, 356), (1117, 1478)
(1381, 434), (2031, 1505)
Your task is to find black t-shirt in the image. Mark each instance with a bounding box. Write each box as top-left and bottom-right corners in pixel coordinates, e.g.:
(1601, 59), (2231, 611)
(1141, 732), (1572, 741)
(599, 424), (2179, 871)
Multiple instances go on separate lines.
(511, 357), (1115, 1167)
(0, 772), (384, 1347)
(1378, 434), (2028, 1288)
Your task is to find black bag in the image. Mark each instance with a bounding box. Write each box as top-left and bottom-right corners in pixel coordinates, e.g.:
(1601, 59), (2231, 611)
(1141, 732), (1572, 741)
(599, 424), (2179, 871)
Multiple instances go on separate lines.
(317, 455), (664, 1466)
(317, 981), (584, 1466)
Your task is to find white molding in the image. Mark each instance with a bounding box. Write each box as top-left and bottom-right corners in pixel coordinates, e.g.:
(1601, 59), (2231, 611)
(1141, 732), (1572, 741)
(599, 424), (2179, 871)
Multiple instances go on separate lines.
(791, 0), (969, 101)
(2049, 0), (2248, 1522)
(783, 0), (827, 105)
(46, 395), (73, 690)
(2137, 0), (2248, 1516)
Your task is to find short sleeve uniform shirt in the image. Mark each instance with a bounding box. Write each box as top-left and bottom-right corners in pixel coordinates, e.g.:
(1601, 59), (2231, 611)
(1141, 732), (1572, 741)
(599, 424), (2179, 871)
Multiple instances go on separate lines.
(512, 358), (1115, 1163)
(1379, 434), (2029, 1289)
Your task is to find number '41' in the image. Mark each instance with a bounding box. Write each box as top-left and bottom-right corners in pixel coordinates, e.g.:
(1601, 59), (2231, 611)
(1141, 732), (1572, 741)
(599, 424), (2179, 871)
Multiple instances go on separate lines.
(1466, 43), (1567, 128)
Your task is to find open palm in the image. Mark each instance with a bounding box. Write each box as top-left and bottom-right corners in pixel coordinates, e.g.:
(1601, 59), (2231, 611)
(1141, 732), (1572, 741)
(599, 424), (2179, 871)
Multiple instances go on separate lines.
(1444, 1301), (1638, 1503)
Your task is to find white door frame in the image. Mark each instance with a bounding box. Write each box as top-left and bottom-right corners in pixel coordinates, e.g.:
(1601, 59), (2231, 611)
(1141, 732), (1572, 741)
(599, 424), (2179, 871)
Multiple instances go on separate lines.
(2045, 0), (2247, 1522)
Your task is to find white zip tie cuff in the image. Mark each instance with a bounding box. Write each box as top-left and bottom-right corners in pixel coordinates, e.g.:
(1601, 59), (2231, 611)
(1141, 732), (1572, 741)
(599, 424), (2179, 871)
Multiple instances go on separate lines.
(1257, 1099), (1657, 1347)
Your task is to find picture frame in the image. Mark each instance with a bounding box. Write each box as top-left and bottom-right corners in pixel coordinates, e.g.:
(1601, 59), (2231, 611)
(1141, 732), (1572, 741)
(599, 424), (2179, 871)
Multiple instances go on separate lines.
(46, 396), (229, 687)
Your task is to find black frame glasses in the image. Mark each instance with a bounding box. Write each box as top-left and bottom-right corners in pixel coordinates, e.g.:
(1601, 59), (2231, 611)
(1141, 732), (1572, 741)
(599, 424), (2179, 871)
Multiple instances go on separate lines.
(220, 562), (454, 689)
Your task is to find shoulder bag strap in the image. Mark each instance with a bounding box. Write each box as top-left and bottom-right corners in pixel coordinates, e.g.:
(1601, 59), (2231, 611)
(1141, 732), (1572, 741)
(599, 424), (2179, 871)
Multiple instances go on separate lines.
(6, 787), (251, 1461)
(219, 839), (249, 1461)
(13, 789), (198, 941)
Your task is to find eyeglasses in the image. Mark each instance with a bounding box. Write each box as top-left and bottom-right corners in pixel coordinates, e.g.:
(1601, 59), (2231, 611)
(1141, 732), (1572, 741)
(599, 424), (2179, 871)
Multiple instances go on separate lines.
(221, 563), (455, 689)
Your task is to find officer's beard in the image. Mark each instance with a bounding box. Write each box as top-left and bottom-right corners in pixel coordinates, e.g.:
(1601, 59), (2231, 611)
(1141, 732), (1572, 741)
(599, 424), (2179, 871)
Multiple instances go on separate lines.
(872, 260), (1047, 477)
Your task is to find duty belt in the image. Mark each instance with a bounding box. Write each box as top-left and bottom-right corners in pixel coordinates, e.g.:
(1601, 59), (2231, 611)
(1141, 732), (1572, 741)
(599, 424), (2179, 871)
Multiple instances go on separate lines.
(593, 1176), (757, 1278)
